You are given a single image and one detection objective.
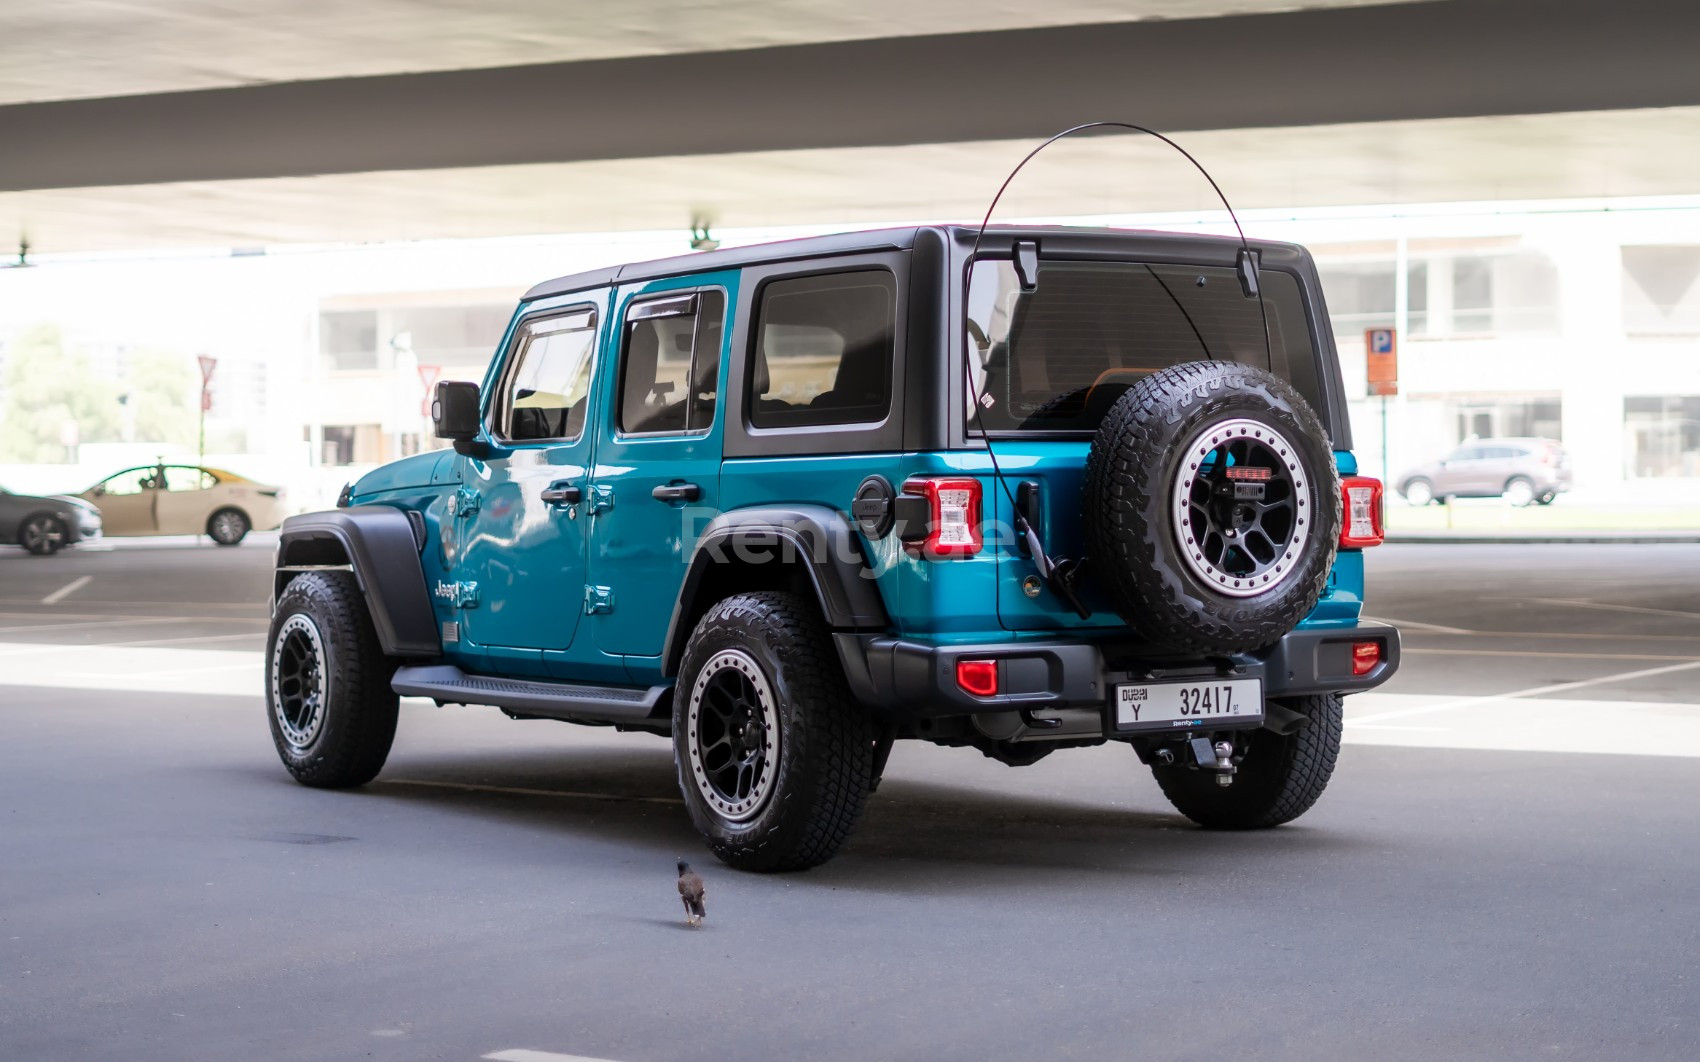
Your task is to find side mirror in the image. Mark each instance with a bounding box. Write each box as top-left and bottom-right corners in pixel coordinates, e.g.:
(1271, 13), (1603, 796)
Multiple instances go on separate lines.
(432, 380), (489, 458)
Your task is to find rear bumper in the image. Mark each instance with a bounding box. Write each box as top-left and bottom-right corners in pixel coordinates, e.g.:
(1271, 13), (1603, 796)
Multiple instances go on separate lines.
(837, 622), (1400, 719)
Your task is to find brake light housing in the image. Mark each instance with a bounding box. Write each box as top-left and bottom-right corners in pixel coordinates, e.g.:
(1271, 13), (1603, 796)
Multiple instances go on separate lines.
(955, 658), (999, 697)
(1339, 476), (1385, 548)
(901, 477), (983, 557)
(1351, 640), (1382, 676)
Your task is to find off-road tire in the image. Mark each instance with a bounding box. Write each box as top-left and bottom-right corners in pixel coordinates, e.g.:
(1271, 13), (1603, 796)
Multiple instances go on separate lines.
(674, 591), (875, 872)
(266, 571), (399, 788)
(1151, 693), (1343, 829)
(208, 507), (250, 546)
(1083, 360), (1341, 655)
(20, 513), (67, 555)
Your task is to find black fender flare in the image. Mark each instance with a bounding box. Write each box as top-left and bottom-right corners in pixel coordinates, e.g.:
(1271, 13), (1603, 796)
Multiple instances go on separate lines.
(273, 506), (439, 658)
(661, 505), (889, 677)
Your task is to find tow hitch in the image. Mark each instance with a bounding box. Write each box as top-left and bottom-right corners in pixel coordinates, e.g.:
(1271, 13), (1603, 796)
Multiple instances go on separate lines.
(1151, 736), (1241, 785)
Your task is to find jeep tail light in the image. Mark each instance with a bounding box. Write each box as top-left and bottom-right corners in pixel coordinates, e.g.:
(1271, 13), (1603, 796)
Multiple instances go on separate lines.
(956, 658), (999, 697)
(1352, 640), (1382, 676)
(901, 477), (983, 557)
(1339, 476), (1384, 548)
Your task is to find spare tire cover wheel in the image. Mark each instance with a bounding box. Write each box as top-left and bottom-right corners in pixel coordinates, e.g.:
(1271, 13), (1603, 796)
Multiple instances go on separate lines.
(1083, 361), (1342, 655)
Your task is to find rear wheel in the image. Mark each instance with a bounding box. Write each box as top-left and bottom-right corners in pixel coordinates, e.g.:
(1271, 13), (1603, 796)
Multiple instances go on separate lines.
(1503, 477), (1536, 507)
(674, 591), (875, 872)
(1151, 694), (1343, 829)
(266, 571), (398, 788)
(20, 514), (67, 555)
(208, 507), (250, 545)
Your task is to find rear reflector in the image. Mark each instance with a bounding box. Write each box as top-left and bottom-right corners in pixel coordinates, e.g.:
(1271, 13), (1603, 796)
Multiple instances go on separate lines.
(901, 477), (983, 557)
(1352, 640), (1382, 676)
(956, 658), (999, 697)
(1339, 476), (1385, 548)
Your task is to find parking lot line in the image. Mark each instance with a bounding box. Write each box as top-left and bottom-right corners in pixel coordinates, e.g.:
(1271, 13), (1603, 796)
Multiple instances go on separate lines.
(1404, 647), (1700, 662)
(1528, 597), (1700, 622)
(1349, 658), (1700, 726)
(40, 576), (93, 605)
(484, 1050), (626, 1062)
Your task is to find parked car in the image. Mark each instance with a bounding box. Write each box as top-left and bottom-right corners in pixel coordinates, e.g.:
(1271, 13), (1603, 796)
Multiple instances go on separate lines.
(1396, 437), (1570, 506)
(265, 224), (1400, 871)
(80, 463), (287, 545)
(0, 484), (102, 555)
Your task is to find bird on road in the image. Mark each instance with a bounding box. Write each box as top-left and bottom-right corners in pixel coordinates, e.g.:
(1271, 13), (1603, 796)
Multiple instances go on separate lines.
(677, 860), (706, 928)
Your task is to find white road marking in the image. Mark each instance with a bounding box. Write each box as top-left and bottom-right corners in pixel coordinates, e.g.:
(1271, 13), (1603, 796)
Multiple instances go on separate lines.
(1528, 597), (1700, 622)
(387, 778), (682, 806)
(39, 576), (93, 605)
(1345, 691), (1700, 757)
(0, 616), (182, 637)
(484, 1050), (627, 1062)
(1361, 614), (1473, 634)
(1404, 647), (1700, 662)
(1348, 658), (1700, 726)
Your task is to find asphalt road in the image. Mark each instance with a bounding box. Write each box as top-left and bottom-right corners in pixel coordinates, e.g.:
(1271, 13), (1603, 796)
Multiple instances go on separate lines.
(3, 540), (1698, 1061)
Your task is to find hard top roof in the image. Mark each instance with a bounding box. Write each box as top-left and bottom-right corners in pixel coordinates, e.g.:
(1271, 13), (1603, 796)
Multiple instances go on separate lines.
(521, 224), (1293, 303)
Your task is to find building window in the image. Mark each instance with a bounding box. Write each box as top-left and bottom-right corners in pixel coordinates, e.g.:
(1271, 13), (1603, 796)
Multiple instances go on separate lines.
(1624, 395), (1700, 478)
(319, 311), (378, 372)
(1450, 396), (1562, 444)
(1622, 246), (1700, 336)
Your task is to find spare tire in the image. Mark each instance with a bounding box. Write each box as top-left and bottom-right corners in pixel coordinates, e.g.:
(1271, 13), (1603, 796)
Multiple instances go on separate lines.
(1083, 361), (1341, 655)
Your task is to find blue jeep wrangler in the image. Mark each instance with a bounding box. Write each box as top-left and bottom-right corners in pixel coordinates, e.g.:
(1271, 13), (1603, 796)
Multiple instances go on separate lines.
(266, 225), (1399, 871)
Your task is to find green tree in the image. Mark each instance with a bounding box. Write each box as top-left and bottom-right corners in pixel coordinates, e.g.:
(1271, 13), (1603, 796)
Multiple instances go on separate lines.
(0, 324), (121, 463)
(125, 349), (197, 450)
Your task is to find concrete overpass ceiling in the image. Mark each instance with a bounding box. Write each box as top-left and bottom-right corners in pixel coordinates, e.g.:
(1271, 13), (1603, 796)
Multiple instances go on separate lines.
(7, 107), (1696, 254)
(0, 0), (1418, 105)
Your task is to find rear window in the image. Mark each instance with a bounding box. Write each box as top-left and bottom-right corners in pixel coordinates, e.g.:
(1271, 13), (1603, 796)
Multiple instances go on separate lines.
(965, 260), (1323, 432)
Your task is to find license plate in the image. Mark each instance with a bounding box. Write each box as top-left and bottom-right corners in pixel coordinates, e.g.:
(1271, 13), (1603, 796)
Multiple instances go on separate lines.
(1113, 678), (1263, 731)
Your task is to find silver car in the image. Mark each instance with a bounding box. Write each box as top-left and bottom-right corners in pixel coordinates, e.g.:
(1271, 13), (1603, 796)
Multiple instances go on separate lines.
(1396, 437), (1571, 507)
(0, 484), (104, 555)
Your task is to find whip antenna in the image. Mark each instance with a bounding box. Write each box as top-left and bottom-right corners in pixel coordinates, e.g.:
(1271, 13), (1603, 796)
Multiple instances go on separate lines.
(962, 122), (1271, 617)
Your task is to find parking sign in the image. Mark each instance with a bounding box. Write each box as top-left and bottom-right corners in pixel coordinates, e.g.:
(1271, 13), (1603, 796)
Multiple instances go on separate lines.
(1364, 328), (1397, 396)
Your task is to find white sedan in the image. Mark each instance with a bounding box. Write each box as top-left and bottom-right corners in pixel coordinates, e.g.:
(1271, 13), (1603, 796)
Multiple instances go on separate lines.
(80, 464), (288, 545)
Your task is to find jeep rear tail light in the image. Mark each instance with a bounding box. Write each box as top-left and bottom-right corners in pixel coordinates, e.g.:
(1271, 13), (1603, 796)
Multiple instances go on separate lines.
(901, 477), (983, 557)
(956, 658), (999, 697)
(1339, 476), (1384, 548)
(1352, 640), (1382, 676)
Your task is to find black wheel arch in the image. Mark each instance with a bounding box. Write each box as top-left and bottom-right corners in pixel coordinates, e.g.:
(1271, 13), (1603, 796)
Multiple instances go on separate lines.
(662, 505), (888, 678)
(274, 506), (438, 658)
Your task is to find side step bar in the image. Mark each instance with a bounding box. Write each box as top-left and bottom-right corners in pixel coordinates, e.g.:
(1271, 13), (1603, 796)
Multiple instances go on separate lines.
(392, 664), (669, 724)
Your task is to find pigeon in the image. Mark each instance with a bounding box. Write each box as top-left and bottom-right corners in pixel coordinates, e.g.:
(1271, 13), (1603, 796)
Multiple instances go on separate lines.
(677, 860), (706, 928)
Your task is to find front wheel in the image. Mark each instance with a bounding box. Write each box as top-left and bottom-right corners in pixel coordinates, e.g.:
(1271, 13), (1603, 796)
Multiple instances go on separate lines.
(1150, 693), (1343, 829)
(1402, 478), (1434, 507)
(20, 514), (67, 555)
(674, 591), (875, 872)
(266, 571), (398, 788)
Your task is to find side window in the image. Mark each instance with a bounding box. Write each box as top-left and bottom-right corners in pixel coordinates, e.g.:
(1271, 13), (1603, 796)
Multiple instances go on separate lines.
(498, 307), (599, 442)
(100, 468), (155, 496)
(750, 270), (895, 428)
(619, 290), (726, 435)
(163, 467), (214, 491)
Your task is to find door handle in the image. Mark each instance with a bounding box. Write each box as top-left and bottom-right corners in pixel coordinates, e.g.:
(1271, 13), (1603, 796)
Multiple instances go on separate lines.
(652, 482), (700, 502)
(541, 484), (582, 505)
